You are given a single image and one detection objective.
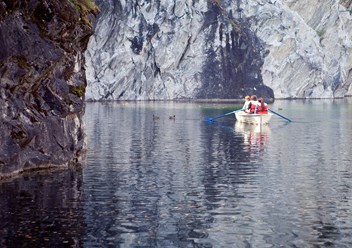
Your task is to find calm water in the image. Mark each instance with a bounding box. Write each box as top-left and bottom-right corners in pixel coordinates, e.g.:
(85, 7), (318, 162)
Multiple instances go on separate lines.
(1, 99), (352, 247)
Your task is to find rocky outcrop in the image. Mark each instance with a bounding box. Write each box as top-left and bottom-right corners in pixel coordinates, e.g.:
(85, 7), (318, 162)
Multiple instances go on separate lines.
(0, 0), (98, 179)
(244, 0), (352, 98)
(86, 0), (352, 100)
(85, 0), (273, 101)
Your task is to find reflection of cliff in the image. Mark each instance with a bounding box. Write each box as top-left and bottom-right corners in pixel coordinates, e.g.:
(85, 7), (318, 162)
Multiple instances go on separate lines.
(0, 169), (84, 246)
(81, 102), (275, 245)
(200, 120), (270, 204)
(83, 103), (260, 245)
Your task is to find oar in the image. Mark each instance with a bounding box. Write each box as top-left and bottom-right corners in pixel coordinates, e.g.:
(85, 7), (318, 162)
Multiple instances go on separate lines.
(269, 109), (292, 122)
(207, 109), (242, 122)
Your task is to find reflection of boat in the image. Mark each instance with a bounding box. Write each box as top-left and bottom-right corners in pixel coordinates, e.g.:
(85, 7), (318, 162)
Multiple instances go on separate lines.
(234, 122), (271, 134)
(235, 111), (273, 125)
(235, 122), (270, 147)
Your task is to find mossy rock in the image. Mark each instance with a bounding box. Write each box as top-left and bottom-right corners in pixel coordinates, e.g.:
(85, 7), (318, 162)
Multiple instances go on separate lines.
(11, 130), (26, 140)
(13, 55), (31, 69)
(70, 0), (100, 27)
(69, 85), (86, 97)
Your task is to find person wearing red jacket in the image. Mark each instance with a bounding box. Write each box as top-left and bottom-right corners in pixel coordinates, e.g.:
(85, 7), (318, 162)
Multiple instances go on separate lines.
(248, 96), (268, 114)
(257, 98), (268, 114)
(248, 95), (259, 113)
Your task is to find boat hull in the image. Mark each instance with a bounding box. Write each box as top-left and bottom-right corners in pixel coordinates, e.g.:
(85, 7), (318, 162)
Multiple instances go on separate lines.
(235, 111), (273, 125)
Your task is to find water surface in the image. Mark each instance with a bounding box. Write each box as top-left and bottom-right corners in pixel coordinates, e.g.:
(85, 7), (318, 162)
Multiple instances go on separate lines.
(1, 99), (352, 247)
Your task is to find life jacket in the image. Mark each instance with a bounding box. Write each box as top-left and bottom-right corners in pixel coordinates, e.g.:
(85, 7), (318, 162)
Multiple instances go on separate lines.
(249, 102), (258, 113)
(257, 104), (268, 114)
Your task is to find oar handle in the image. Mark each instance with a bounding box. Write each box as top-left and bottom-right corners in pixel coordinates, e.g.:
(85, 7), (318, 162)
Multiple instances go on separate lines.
(269, 109), (292, 122)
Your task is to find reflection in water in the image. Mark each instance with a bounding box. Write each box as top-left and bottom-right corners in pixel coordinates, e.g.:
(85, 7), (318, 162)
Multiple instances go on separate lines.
(1, 100), (352, 247)
(234, 122), (270, 154)
(0, 168), (84, 247)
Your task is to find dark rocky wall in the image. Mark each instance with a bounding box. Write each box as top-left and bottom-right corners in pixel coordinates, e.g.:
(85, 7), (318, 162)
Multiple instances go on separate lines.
(0, 0), (98, 179)
(197, 1), (273, 99)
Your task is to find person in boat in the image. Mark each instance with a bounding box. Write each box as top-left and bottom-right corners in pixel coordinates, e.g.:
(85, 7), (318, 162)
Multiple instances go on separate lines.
(248, 95), (259, 114)
(257, 97), (268, 114)
(242, 95), (251, 112)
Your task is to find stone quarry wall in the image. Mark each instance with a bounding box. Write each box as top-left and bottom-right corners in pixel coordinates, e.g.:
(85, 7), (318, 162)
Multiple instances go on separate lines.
(85, 0), (274, 101)
(86, 0), (352, 100)
(247, 0), (352, 98)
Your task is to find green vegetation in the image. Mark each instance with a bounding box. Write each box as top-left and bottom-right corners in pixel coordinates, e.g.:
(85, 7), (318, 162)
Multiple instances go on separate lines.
(70, 0), (100, 27)
(230, 19), (241, 32)
(69, 85), (86, 97)
(13, 55), (31, 69)
(11, 130), (26, 140)
(316, 29), (326, 38)
(80, 0), (99, 10)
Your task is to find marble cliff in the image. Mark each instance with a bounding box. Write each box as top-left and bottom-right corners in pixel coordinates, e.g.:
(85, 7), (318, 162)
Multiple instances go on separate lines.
(0, 0), (98, 179)
(85, 0), (352, 100)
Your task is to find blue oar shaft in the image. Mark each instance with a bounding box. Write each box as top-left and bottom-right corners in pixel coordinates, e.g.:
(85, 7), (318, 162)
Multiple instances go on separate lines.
(208, 109), (242, 121)
(210, 111), (235, 120)
(269, 109), (292, 122)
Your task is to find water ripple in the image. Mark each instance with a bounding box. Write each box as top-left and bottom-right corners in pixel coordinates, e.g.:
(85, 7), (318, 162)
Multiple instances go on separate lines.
(1, 100), (352, 247)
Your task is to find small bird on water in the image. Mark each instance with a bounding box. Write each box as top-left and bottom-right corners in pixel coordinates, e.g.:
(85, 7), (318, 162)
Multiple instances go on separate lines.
(153, 114), (160, 120)
(169, 115), (175, 120)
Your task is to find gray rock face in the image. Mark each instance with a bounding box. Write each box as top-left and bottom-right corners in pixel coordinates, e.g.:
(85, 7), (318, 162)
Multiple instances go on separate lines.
(85, 0), (273, 100)
(243, 0), (352, 98)
(86, 0), (352, 100)
(0, 0), (98, 179)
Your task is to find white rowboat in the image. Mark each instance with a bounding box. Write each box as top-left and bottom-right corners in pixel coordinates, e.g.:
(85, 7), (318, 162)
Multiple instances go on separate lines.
(235, 111), (273, 125)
